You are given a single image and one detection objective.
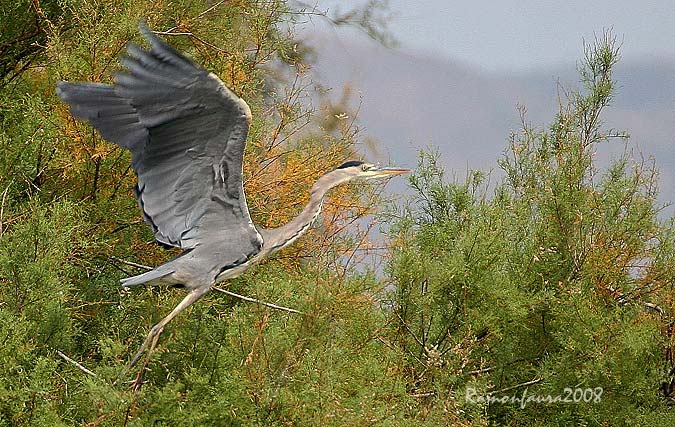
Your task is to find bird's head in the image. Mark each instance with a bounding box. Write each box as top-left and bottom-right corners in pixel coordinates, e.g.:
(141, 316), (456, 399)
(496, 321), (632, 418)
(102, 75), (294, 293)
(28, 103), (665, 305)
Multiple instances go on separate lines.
(312, 160), (409, 194)
(335, 160), (409, 180)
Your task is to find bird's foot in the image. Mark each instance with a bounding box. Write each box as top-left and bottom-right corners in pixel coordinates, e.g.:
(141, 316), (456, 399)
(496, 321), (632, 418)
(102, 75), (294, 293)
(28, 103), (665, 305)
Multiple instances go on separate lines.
(114, 288), (209, 390)
(115, 324), (165, 391)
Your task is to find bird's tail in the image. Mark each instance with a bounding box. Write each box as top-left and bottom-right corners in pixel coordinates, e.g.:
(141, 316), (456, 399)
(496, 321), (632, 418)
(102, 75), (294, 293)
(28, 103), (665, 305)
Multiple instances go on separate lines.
(121, 267), (175, 287)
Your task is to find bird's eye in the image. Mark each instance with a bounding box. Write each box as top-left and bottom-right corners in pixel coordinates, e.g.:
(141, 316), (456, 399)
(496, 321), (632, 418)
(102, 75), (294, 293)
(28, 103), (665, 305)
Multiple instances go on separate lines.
(361, 164), (369, 171)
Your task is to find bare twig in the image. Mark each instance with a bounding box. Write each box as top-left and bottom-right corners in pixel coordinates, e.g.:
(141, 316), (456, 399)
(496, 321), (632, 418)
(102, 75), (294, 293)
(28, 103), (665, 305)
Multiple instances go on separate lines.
(0, 184), (9, 237)
(644, 302), (665, 316)
(194, 0), (227, 19)
(152, 31), (193, 36)
(159, 0), (227, 35)
(212, 286), (303, 314)
(109, 256), (153, 271)
(411, 391), (436, 398)
(55, 349), (97, 377)
(393, 310), (425, 349)
(467, 366), (495, 375)
(489, 377), (543, 395)
(152, 29), (230, 54)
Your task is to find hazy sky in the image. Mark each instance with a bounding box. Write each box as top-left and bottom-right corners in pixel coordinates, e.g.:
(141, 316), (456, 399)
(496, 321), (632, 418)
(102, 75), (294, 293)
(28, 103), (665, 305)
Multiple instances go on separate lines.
(326, 0), (675, 72)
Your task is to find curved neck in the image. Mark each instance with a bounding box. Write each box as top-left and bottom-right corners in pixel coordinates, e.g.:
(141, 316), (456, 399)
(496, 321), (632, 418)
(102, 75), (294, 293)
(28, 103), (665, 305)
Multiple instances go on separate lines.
(262, 170), (350, 253)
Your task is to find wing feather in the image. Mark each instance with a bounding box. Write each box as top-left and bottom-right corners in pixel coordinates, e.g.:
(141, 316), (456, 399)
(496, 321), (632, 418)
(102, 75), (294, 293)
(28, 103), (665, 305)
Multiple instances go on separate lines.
(57, 22), (262, 264)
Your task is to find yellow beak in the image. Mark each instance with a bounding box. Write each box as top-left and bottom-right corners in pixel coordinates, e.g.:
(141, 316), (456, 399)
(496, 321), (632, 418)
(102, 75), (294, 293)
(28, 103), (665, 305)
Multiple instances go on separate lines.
(373, 167), (410, 176)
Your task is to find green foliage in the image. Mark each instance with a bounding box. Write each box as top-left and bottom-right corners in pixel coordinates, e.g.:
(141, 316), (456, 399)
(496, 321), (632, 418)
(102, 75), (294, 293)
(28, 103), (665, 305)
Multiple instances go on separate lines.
(0, 0), (70, 84)
(0, 200), (85, 426)
(387, 33), (675, 425)
(1, 2), (674, 425)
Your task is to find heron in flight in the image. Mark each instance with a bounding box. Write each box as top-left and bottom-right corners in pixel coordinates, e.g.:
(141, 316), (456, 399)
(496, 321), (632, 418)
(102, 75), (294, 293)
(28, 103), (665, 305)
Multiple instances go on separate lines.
(57, 23), (408, 373)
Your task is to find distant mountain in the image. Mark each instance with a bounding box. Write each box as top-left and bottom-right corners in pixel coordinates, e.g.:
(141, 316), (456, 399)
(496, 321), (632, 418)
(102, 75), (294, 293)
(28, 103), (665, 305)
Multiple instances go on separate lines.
(308, 31), (675, 206)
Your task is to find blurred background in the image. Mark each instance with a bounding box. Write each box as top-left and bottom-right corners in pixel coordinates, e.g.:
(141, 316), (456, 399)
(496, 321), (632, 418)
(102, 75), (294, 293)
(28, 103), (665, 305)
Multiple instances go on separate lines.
(298, 0), (675, 207)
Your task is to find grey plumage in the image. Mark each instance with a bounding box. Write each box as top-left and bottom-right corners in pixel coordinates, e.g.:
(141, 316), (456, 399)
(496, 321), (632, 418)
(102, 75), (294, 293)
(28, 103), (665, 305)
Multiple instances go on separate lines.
(57, 22), (408, 380)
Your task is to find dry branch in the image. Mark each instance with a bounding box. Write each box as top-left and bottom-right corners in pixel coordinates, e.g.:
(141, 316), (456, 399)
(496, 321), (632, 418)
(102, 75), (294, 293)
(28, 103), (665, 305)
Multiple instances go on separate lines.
(212, 286), (303, 314)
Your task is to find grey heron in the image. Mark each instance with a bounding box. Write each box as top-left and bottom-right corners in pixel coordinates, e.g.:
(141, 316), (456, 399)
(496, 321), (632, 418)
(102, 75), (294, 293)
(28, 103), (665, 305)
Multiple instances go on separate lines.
(56, 23), (408, 377)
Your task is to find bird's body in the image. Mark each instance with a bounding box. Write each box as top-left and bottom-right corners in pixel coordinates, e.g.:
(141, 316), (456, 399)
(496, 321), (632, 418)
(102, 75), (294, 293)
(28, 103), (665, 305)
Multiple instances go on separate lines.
(57, 22), (407, 383)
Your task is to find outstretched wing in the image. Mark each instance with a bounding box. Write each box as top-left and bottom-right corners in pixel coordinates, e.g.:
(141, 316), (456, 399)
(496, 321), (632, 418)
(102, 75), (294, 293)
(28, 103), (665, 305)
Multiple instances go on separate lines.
(57, 23), (262, 264)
